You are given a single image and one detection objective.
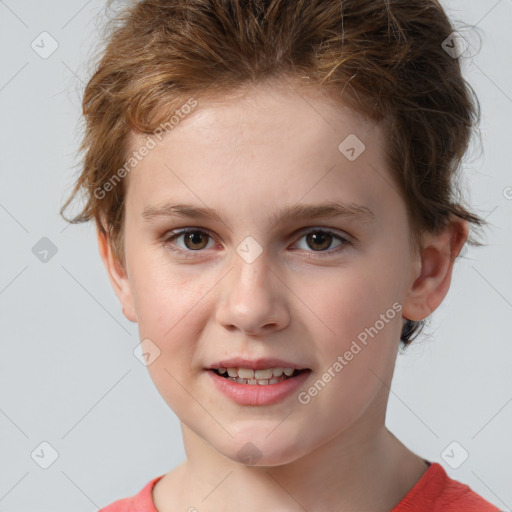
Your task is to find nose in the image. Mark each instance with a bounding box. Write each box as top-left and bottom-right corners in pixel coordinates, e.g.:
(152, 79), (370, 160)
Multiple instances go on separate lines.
(215, 249), (290, 336)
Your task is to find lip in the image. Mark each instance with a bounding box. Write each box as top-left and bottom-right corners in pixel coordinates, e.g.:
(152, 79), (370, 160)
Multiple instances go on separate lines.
(206, 357), (308, 371)
(206, 368), (311, 406)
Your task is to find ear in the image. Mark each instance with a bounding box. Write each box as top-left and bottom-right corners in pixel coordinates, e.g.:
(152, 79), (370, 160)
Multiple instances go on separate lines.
(96, 223), (137, 323)
(402, 217), (469, 322)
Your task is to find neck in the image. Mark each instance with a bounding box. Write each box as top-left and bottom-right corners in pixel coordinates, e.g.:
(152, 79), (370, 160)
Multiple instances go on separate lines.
(155, 417), (428, 512)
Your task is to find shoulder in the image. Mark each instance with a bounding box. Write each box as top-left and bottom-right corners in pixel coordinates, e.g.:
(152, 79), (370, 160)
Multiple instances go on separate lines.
(99, 475), (165, 512)
(393, 462), (501, 512)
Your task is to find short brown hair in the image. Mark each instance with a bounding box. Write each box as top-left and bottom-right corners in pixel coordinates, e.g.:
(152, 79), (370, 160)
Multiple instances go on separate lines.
(61, 0), (484, 346)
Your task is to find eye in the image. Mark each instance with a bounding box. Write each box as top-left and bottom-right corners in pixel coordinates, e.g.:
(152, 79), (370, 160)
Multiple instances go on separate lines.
(163, 228), (216, 256)
(162, 227), (350, 258)
(293, 228), (350, 256)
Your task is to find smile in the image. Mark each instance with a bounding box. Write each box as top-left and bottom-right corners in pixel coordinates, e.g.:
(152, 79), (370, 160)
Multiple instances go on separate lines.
(213, 366), (303, 385)
(207, 367), (312, 405)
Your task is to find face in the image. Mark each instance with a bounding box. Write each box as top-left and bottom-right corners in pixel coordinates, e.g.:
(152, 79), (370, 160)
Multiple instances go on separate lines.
(102, 81), (438, 466)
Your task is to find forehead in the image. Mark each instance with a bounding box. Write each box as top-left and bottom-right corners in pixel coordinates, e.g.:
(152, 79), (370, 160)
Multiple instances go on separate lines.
(124, 82), (399, 226)
(128, 80), (382, 158)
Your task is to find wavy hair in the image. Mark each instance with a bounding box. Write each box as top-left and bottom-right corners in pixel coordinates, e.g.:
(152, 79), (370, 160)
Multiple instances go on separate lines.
(61, 0), (484, 346)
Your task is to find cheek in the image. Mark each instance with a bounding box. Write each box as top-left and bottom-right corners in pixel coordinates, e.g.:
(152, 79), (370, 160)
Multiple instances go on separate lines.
(125, 251), (203, 376)
(292, 268), (402, 425)
(295, 264), (402, 348)
(127, 241), (199, 326)
(132, 271), (210, 345)
(128, 263), (213, 408)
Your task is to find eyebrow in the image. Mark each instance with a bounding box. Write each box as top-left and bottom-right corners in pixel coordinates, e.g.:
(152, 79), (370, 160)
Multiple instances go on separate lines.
(142, 201), (375, 227)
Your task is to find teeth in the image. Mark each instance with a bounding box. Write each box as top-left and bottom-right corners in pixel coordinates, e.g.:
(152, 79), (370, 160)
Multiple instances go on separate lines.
(222, 367), (295, 379)
(255, 369), (273, 379)
(231, 375), (286, 385)
(214, 367), (305, 385)
(238, 368), (254, 379)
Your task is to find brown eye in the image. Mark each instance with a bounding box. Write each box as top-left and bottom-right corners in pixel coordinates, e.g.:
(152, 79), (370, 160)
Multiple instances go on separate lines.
(164, 229), (215, 254)
(294, 228), (350, 256)
(163, 227), (350, 259)
(182, 231), (209, 250)
(305, 230), (333, 251)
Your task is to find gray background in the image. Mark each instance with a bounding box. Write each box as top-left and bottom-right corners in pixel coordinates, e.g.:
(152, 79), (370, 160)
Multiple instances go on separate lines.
(0, 0), (511, 510)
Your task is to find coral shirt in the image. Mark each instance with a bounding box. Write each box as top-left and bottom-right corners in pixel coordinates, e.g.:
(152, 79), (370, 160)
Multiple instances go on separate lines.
(99, 462), (501, 511)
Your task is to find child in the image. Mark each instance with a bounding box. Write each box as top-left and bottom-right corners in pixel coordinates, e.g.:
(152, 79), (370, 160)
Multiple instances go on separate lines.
(61, 0), (501, 510)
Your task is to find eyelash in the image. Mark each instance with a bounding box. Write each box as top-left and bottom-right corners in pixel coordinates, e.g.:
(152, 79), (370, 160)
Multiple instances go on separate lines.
(161, 227), (352, 259)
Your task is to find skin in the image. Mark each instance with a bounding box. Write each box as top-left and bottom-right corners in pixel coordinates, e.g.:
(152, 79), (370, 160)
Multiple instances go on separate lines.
(97, 79), (468, 511)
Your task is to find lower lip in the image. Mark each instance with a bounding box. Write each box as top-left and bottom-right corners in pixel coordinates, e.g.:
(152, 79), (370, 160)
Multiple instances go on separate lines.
(206, 369), (311, 406)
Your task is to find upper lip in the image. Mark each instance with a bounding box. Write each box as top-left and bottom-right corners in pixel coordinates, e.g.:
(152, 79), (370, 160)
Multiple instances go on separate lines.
(206, 358), (309, 371)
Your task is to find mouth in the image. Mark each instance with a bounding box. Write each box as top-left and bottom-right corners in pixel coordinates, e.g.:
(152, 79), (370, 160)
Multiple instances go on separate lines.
(208, 367), (311, 385)
(205, 362), (312, 405)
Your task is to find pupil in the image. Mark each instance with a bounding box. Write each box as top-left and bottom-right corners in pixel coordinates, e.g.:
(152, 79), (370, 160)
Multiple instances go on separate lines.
(186, 232), (207, 250)
(184, 231), (332, 251)
(308, 231), (331, 251)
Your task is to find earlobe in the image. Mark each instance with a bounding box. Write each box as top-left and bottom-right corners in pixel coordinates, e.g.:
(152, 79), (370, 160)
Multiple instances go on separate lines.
(402, 218), (469, 322)
(96, 226), (137, 323)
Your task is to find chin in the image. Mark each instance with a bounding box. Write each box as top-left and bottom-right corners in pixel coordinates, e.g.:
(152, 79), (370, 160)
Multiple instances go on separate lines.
(217, 436), (306, 468)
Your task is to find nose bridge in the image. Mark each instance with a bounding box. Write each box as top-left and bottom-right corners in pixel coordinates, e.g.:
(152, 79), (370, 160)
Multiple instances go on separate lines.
(230, 238), (273, 306)
(215, 238), (288, 334)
